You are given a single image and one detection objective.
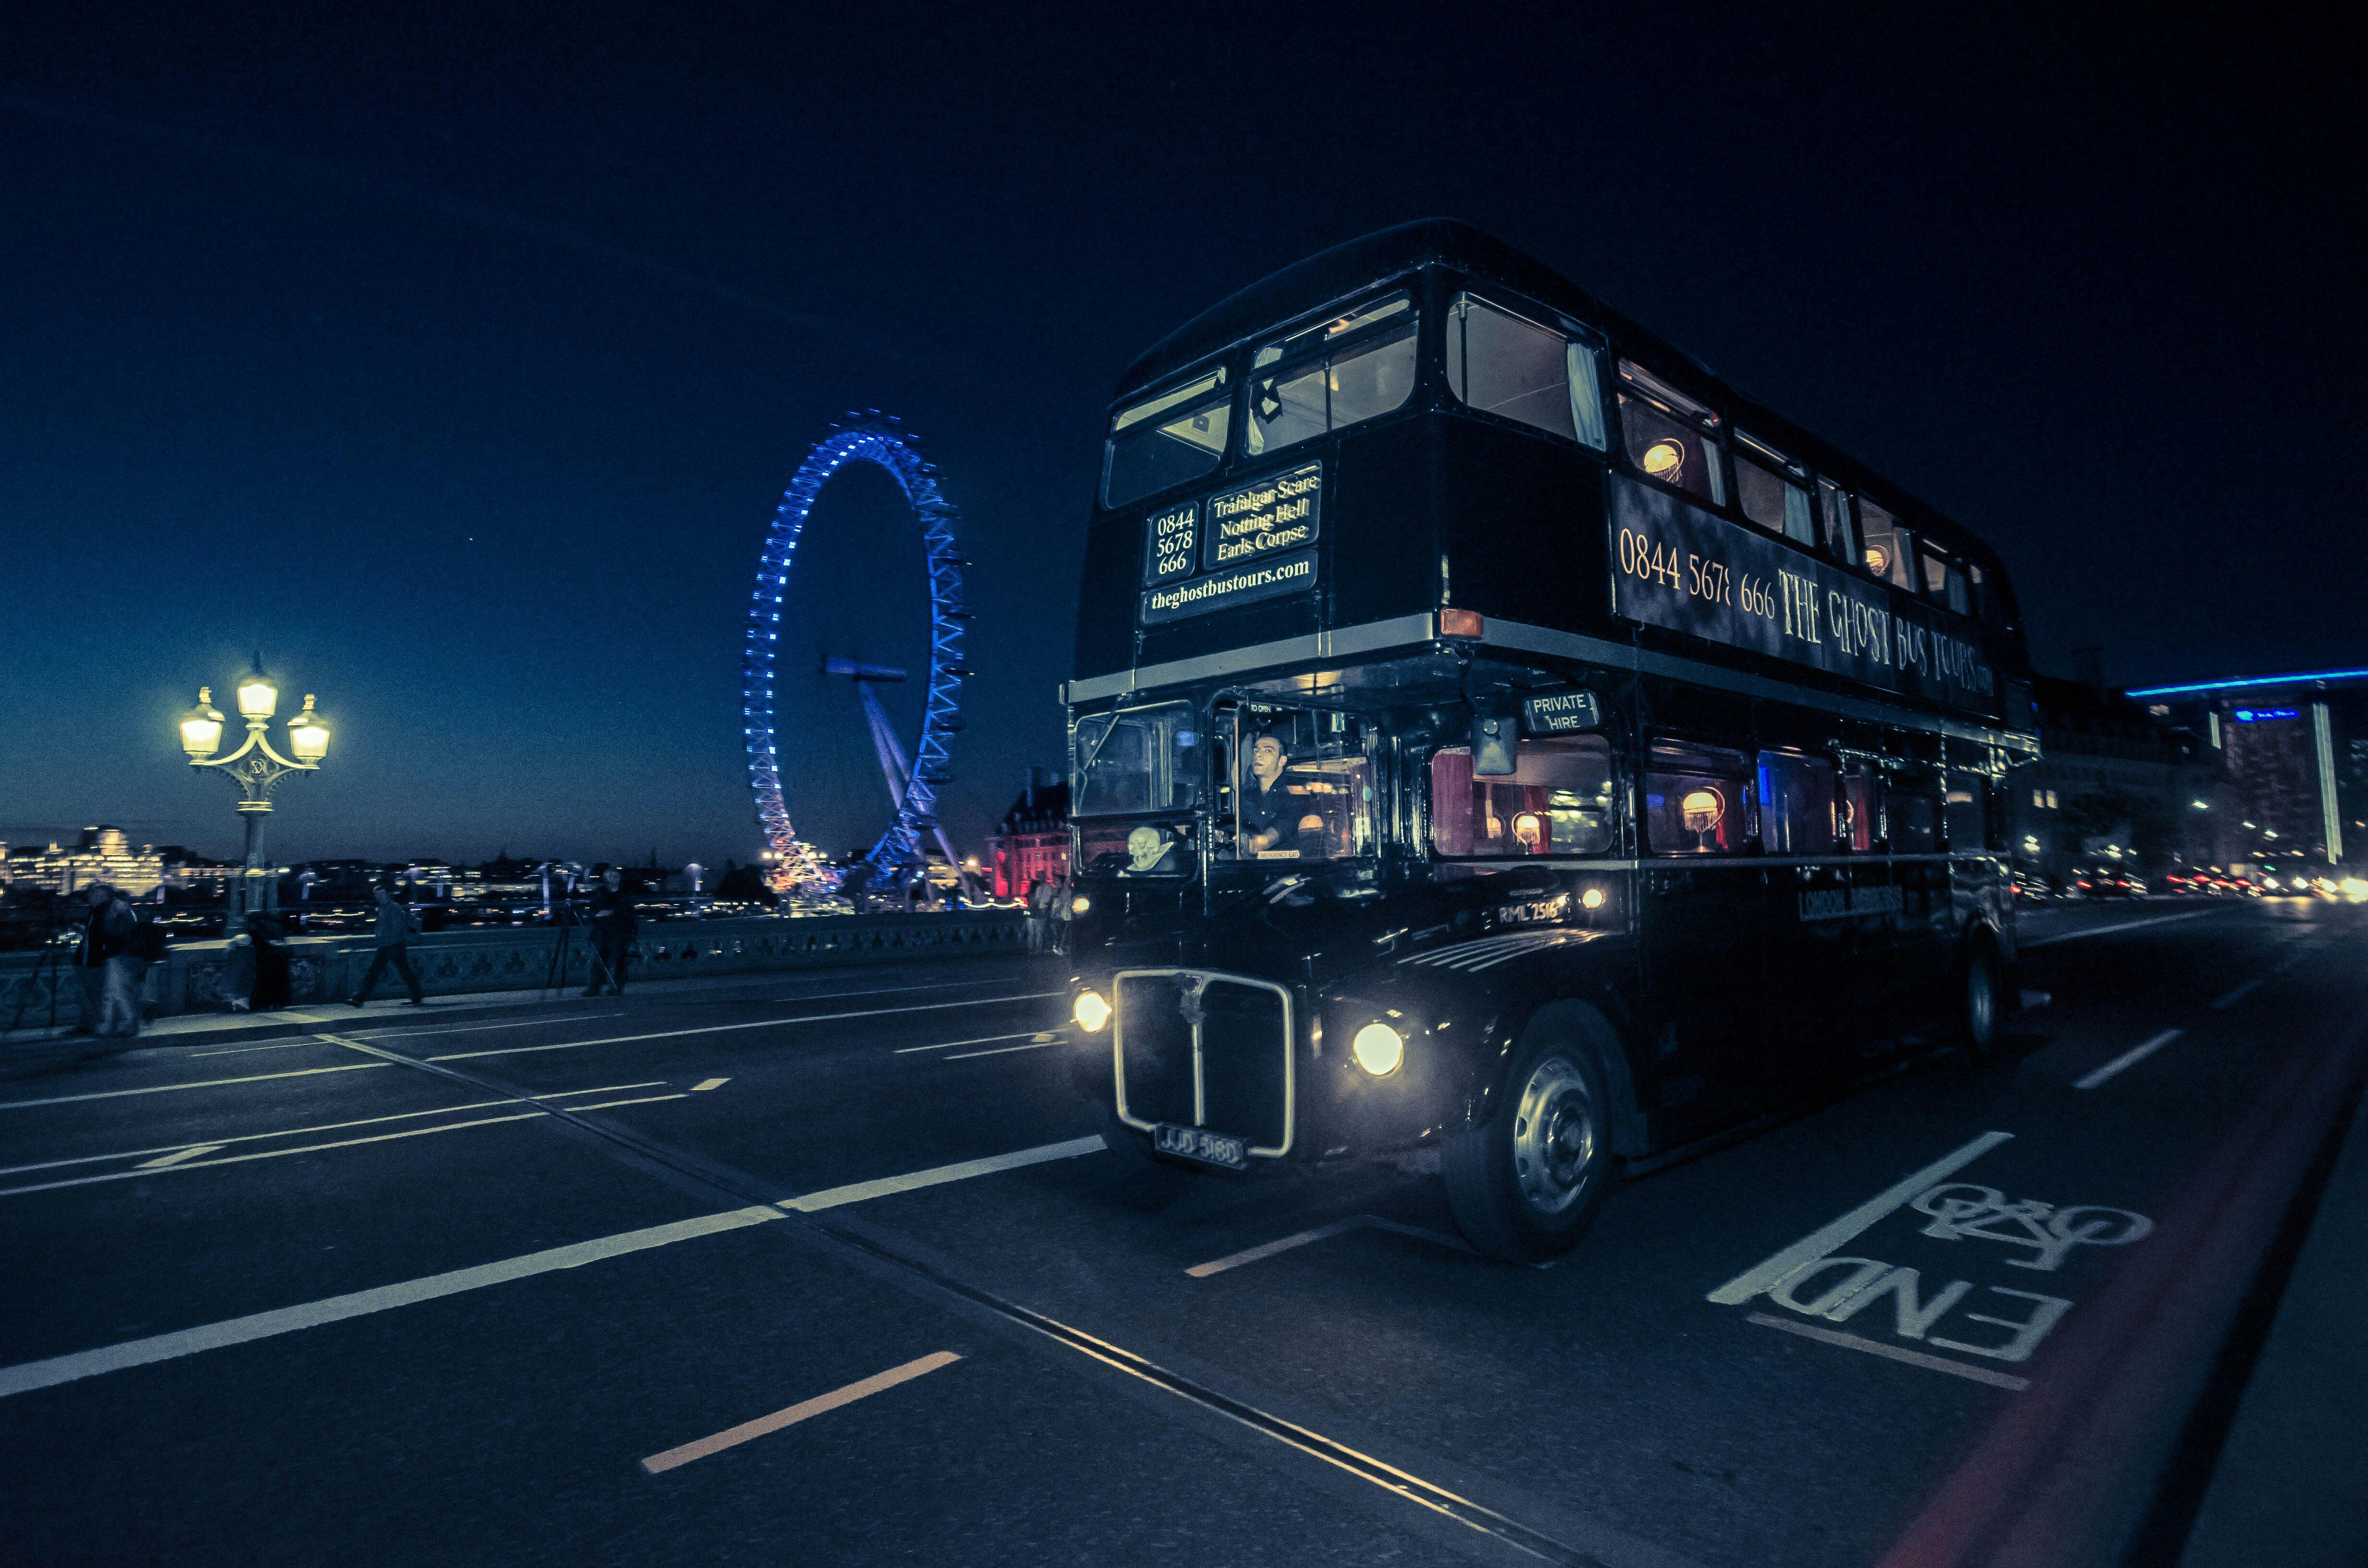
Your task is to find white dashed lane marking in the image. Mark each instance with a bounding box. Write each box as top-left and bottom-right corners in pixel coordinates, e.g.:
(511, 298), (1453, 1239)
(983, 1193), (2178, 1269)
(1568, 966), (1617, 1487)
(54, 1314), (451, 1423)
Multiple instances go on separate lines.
(0, 1135), (1108, 1398)
(2074, 1030), (2184, 1090)
(640, 1351), (963, 1474)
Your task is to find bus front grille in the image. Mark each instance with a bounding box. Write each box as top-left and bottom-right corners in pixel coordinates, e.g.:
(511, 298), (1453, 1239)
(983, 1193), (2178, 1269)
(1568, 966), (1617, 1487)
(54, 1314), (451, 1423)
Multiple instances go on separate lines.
(1112, 969), (1294, 1156)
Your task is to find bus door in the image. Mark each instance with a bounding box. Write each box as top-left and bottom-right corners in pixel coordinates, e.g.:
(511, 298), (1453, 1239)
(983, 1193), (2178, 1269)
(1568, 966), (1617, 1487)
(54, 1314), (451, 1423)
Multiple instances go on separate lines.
(1639, 742), (1767, 1130)
(1755, 748), (1862, 1091)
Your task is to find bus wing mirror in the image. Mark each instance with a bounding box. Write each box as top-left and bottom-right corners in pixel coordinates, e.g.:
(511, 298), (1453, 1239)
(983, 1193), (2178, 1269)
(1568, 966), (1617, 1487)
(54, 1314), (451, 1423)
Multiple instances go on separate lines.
(1472, 712), (1517, 776)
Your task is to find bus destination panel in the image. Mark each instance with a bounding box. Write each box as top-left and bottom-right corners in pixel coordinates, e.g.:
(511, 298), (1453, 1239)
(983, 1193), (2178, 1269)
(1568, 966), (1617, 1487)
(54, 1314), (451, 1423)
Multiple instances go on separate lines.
(1144, 501), (1199, 585)
(1138, 461), (1324, 625)
(1609, 477), (2000, 718)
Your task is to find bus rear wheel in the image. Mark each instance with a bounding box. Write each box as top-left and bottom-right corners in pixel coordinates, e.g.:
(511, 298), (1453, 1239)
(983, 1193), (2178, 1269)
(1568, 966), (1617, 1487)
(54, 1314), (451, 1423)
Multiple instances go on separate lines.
(1443, 1035), (1616, 1262)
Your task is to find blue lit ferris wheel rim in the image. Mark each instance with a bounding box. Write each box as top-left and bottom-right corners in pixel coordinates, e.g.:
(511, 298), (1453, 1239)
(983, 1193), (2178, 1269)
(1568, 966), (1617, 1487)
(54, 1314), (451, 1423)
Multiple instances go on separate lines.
(743, 414), (967, 878)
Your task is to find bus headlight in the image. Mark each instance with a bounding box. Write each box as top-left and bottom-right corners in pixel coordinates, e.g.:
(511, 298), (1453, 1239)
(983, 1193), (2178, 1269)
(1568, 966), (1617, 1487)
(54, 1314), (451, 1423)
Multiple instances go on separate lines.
(1073, 990), (1112, 1032)
(1580, 887), (1607, 910)
(1350, 1022), (1405, 1077)
(1071, 895), (1092, 915)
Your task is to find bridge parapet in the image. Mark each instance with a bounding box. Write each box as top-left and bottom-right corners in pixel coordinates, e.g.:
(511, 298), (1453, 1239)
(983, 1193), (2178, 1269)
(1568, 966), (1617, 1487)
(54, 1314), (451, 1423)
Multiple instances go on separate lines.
(0, 910), (1028, 1028)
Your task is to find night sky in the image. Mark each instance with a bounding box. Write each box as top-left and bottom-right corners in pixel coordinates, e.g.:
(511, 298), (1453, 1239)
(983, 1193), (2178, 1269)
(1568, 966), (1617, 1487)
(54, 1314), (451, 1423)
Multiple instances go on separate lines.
(3, 6), (2360, 869)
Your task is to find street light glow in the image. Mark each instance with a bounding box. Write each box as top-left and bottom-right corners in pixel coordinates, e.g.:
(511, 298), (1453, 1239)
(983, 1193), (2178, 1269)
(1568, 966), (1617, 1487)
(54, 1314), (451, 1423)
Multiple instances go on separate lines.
(287, 695), (332, 762)
(235, 656), (280, 720)
(180, 687), (225, 759)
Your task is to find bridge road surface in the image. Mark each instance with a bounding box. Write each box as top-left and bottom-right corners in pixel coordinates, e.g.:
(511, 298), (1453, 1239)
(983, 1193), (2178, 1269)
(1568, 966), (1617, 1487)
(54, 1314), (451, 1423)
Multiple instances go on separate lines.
(2, 900), (2363, 1567)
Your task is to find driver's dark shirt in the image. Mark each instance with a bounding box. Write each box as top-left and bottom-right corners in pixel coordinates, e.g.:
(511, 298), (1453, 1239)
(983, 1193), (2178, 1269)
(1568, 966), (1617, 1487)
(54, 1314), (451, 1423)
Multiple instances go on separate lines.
(1238, 774), (1292, 848)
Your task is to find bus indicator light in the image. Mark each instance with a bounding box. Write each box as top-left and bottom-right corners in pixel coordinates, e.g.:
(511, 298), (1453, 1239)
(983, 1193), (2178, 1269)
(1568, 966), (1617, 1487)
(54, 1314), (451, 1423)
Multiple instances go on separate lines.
(1440, 608), (1485, 639)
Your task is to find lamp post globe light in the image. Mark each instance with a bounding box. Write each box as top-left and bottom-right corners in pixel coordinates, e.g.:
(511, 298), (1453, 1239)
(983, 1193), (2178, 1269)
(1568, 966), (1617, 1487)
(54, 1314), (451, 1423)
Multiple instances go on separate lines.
(179, 654), (332, 934)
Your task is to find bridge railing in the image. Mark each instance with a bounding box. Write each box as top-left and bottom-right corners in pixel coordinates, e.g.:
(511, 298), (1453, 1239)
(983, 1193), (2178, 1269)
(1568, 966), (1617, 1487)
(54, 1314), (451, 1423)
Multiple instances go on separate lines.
(0, 909), (1029, 1026)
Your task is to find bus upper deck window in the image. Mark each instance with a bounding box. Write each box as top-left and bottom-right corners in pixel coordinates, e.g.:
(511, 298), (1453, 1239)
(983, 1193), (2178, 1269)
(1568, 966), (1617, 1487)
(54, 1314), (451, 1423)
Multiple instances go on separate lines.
(1430, 735), (1615, 858)
(1922, 546), (1972, 615)
(1103, 369), (1231, 510)
(1819, 478), (1857, 569)
(1446, 294), (1606, 449)
(1618, 362), (1724, 508)
(1736, 434), (1814, 545)
(1858, 498), (1916, 589)
(1645, 742), (1751, 856)
(1245, 294), (1418, 458)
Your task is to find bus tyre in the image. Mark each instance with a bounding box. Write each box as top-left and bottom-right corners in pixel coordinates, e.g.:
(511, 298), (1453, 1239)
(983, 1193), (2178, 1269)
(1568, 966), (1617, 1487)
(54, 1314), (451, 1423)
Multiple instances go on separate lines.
(1443, 1035), (1617, 1263)
(1960, 941), (2002, 1063)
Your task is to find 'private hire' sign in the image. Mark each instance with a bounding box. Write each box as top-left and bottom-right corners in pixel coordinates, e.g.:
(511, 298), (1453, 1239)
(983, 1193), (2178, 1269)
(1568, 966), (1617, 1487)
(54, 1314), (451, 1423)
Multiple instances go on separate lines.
(1609, 477), (2000, 718)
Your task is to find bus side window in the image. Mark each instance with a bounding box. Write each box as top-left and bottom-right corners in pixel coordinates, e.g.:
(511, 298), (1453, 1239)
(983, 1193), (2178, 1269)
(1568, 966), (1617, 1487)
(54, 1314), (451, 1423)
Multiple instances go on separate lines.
(1736, 434), (1815, 545)
(1888, 775), (1942, 854)
(1837, 761), (1879, 851)
(1819, 479), (1857, 570)
(1922, 546), (1973, 616)
(1757, 750), (1838, 854)
(1618, 362), (1726, 508)
(1645, 742), (1752, 855)
(1859, 497), (1916, 589)
(1944, 778), (1988, 852)
(1430, 736), (1615, 858)
(1449, 295), (1575, 442)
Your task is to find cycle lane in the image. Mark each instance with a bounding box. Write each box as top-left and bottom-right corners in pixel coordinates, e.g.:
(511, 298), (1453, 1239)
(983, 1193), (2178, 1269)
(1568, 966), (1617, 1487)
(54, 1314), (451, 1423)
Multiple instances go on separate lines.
(813, 908), (2368, 1565)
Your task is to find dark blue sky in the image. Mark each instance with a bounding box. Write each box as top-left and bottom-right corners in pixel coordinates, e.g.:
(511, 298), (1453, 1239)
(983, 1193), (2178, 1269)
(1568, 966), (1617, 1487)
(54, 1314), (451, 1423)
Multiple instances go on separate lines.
(3, 5), (2360, 867)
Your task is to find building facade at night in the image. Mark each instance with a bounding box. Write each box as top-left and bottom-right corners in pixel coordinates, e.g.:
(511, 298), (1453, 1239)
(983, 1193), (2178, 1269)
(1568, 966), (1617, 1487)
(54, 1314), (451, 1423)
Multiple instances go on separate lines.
(1, 827), (167, 896)
(2130, 667), (2368, 872)
(2006, 676), (2216, 879)
(987, 773), (1069, 900)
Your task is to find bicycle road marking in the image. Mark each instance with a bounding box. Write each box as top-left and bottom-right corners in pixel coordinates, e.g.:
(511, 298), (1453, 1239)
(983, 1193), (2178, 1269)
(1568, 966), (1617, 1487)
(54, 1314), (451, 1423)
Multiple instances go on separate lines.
(1746, 1313), (2030, 1390)
(1707, 1131), (2014, 1304)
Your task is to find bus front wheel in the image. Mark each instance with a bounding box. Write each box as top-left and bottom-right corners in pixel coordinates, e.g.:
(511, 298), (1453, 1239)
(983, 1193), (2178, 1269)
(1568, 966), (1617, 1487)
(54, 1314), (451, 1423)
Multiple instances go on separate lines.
(1443, 1034), (1617, 1262)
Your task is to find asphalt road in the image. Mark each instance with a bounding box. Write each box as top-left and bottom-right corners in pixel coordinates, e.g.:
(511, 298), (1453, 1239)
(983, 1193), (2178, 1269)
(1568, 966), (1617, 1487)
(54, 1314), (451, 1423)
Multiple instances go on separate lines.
(2, 896), (2363, 1567)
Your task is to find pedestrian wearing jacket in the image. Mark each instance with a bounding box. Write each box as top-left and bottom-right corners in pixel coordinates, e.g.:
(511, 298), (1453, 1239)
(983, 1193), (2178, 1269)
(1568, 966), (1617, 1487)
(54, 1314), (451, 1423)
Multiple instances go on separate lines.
(70, 884), (133, 1035)
(96, 894), (167, 1040)
(584, 867), (638, 996)
(348, 885), (426, 1006)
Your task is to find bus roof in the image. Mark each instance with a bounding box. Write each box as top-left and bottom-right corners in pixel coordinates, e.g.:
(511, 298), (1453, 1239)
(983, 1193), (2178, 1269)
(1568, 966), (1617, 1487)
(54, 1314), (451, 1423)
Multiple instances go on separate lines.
(1113, 218), (2013, 585)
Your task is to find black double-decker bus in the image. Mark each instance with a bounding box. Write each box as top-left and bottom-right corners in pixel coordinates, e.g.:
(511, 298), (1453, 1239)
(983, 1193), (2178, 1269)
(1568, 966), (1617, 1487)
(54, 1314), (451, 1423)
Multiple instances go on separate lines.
(1061, 220), (2038, 1261)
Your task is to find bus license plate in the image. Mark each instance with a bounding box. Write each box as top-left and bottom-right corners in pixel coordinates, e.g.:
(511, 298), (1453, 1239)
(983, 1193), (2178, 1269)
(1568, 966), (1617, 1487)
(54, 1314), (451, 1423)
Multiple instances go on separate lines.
(1153, 1123), (1249, 1170)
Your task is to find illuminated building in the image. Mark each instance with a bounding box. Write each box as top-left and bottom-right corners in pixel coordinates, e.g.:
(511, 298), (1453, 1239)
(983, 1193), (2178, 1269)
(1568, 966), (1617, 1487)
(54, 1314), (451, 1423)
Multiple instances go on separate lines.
(2007, 678), (2214, 879)
(2131, 667), (2368, 870)
(2, 827), (167, 897)
(987, 771), (1070, 899)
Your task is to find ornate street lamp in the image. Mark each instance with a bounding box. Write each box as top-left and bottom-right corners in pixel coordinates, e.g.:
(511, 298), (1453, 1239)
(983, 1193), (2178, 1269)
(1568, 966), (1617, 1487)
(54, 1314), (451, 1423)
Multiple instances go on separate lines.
(179, 654), (333, 933)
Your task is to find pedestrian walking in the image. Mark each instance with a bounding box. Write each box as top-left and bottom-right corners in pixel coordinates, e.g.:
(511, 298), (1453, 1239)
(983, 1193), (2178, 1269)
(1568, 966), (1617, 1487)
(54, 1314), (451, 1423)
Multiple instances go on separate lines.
(100, 899), (172, 1041)
(584, 866), (637, 996)
(347, 883), (426, 1006)
(1025, 877), (1052, 955)
(69, 884), (130, 1035)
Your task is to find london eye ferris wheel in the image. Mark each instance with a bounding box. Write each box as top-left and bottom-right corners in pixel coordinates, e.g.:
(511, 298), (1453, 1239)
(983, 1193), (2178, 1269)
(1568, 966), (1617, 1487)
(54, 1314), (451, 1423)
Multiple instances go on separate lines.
(743, 415), (971, 892)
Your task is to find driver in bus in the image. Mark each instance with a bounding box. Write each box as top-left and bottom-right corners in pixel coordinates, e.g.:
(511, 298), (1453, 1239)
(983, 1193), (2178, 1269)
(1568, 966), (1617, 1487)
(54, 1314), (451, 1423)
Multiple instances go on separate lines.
(1236, 732), (1295, 856)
